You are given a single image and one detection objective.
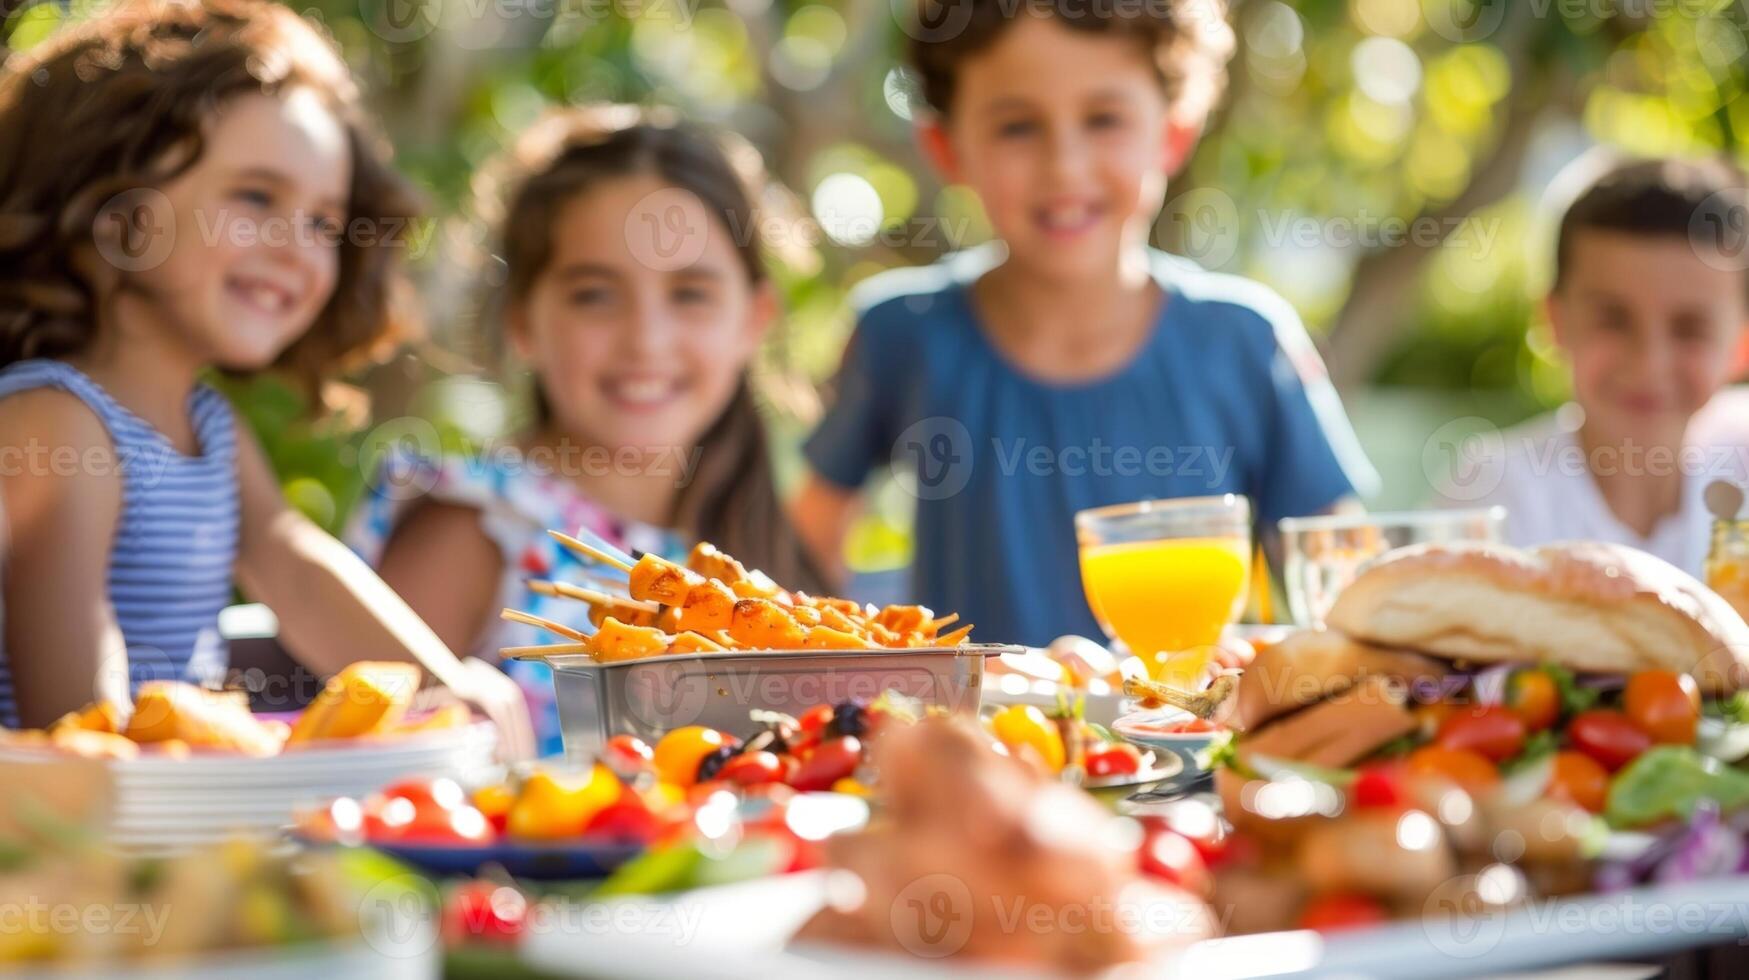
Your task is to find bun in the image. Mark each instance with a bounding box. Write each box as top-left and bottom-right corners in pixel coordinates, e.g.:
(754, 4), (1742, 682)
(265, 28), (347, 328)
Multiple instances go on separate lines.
(1236, 674), (1418, 770)
(1231, 628), (1449, 732)
(1326, 541), (1749, 693)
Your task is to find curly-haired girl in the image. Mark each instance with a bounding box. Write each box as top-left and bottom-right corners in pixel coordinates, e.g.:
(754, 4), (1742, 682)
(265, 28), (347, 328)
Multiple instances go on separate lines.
(0, 0), (530, 752)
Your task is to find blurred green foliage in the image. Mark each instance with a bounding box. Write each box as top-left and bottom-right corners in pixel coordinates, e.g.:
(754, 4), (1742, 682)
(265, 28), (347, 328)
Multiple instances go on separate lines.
(6, 0), (1748, 555)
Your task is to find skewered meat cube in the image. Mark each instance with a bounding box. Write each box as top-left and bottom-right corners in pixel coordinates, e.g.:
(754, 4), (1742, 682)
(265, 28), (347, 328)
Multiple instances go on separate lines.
(678, 578), (737, 633)
(729, 598), (808, 649)
(588, 602), (662, 630)
(628, 554), (705, 605)
(730, 574), (787, 603)
(588, 616), (673, 662)
(686, 541), (751, 586)
(874, 604), (933, 634)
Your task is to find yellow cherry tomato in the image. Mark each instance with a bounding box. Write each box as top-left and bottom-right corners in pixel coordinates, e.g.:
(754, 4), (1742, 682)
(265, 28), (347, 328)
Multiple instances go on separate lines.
(507, 765), (621, 840)
(652, 726), (734, 787)
(472, 783), (515, 821)
(989, 705), (1066, 774)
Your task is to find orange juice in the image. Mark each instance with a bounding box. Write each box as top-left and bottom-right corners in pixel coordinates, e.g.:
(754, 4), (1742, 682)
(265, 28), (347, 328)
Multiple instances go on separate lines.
(1079, 537), (1250, 687)
(1708, 520), (1749, 624)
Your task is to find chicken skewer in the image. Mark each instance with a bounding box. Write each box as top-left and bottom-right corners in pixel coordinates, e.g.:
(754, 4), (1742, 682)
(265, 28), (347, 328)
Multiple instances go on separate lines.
(523, 532), (975, 661)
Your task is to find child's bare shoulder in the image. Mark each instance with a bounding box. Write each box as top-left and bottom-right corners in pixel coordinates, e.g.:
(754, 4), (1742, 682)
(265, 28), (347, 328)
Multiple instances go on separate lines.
(0, 386), (113, 450)
(0, 386), (121, 527)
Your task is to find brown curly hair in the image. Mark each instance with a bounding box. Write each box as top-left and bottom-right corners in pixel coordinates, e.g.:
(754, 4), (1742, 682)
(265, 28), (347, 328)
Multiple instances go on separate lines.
(475, 105), (830, 593)
(0, 0), (420, 400)
(907, 0), (1235, 120)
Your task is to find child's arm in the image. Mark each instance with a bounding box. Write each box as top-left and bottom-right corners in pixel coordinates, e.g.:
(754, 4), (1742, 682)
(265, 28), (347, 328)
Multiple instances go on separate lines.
(372, 501), (505, 656)
(231, 423), (534, 758)
(791, 473), (861, 586)
(0, 392), (132, 727)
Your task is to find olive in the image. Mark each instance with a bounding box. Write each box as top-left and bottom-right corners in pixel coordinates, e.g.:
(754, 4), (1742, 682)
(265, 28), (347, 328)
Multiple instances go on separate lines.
(828, 701), (869, 738)
(695, 744), (740, 783)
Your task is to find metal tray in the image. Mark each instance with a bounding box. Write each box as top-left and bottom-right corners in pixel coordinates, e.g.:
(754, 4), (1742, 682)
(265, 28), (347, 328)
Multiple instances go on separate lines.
(547, 644), (1015, 763)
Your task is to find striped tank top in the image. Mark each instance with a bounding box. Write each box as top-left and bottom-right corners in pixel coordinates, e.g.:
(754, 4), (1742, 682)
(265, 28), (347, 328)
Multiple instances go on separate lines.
(0, 360), (239, 728)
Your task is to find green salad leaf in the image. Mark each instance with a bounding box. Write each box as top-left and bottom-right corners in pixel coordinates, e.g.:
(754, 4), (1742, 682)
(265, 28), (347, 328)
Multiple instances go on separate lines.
(1540, 663), (1599, 717)
(1604, 745), (1749, 828)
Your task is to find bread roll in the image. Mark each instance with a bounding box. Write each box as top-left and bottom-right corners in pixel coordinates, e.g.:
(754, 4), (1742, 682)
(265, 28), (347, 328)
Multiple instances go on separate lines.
(1326, 541), (1749, 693)
(1237, 674), (1418, 770)
(1232, 628), (1449, 732)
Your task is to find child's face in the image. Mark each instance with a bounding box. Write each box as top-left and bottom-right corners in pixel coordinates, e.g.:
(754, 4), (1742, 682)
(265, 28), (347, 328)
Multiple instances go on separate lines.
(124, 89), (350, 370)
(510, 173), (772, 456)
(1550, 230), (1748, 444)
(923, 15), (1191, 280)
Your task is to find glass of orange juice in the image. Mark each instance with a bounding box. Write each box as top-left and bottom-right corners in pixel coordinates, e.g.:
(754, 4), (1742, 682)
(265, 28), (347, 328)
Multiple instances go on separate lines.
(1075, 495), (1252, 690)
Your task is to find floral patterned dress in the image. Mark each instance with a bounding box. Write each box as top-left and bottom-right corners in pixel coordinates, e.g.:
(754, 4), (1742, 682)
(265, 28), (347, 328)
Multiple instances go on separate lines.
(346, 448), (687, 756)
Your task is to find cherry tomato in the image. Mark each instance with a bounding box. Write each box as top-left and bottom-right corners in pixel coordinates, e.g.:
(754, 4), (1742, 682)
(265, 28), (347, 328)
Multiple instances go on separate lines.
(1546, 751), (1609, 813)
(1413, 701), (1459, 735)
(443, 881), (526, 947)
(472, 784), (514, 835)
(789, 736), (863, 791)
(1350, 764), (1406, 809)
(583, 799), (665, 844)
(1568, 709), (1652, 771)
(371, 794), (494, 845)
(1436, 705), (1526, 762)
(798, 704), (835, 739)
(1086, 743), (1142, 778)
(1406, 746), (1500, 795)
(721, 750), (786, 786)
(381, 778), (466, 813)
(1507, 670), (1561, 732)
(604, 734), (654, 775)
(1138, 827), (1212, 897)
(1141, 802), (1237, 869)
(507, 766), (622, 840)
(1624, 670), (1700, 746)
(1298, 893), (1389, 932)
(652, 727), (736, 787)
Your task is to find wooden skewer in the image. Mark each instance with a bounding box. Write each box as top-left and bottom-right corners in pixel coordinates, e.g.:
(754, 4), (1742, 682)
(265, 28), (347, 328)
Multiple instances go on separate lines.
(547, 530), (635, 573)
(527, 580), (661, 614)
(500, 642), (592, 661)
(937, 624), (974, 646)
(500, 608), (591, 642)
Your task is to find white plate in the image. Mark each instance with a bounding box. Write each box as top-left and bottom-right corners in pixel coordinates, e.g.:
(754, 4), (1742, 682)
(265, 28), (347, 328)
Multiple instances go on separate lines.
(519, 871), (1749, 979)
(3, 725), (496, 855)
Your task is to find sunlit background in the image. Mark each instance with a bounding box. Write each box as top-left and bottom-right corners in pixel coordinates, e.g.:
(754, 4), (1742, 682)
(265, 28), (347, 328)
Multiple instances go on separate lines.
(7, 0), (1747, 578)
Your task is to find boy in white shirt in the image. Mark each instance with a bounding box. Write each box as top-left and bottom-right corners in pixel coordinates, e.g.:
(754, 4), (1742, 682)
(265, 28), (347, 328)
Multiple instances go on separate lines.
(1438, 158), (1749, 575)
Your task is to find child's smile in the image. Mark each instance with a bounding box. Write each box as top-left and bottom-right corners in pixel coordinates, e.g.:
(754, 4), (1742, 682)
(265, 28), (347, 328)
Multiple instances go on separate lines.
(929, 14), (1179, 283)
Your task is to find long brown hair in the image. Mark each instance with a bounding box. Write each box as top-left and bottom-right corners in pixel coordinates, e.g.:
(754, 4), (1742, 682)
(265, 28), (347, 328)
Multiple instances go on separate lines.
(480, 105), (829, 593)
(0, 0), (419, 400)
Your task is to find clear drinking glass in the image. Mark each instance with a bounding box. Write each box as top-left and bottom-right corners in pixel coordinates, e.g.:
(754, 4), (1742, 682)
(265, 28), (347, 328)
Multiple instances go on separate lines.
(1277, 507), (1506, 627)
(1707, 519), (1749, 625)
(1075, 495), (1252, 690)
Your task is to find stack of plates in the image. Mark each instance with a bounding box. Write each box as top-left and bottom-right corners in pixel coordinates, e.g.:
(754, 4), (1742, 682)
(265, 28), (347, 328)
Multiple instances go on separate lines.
(7, 722), (500, 854)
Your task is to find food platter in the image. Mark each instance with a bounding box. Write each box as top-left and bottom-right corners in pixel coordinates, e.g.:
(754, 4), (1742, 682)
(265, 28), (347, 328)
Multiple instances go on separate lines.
(519, 870), (1749, 980)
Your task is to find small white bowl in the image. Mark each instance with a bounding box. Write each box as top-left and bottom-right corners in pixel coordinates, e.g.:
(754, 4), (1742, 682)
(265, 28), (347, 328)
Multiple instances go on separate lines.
(1112, 708), (1221, 770)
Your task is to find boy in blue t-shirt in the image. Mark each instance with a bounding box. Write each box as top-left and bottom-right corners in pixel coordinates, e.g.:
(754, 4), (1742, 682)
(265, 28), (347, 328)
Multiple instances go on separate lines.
(793, 0), (1377, 647)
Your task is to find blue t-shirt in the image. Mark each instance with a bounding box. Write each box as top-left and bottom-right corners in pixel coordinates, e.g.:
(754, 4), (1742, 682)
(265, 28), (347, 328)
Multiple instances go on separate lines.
(804, 248), (1377, 648)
